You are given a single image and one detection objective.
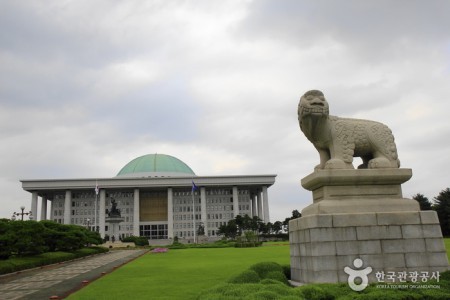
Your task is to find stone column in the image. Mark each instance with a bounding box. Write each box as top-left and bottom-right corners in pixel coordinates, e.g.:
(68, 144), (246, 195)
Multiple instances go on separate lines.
(290, 169), (449, 284)
(257, 190), (263, 219)
(133, 188), (140, 236)
(167, 188), (174, 239)
(262, 186), (270, 223)
(49, 200), (54, 220)
(40, 196), (47, 221)
(251, 194), (257, 217)
(64, 190), (71, 224)
(31, 192), (38, 220)
(99, 189), (106, 238)
(200, 187), (207, 236)
(232, 186), (239, 218)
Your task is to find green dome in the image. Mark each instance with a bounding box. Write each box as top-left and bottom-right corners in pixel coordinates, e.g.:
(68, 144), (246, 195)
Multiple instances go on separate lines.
(116, 154), (195, 177)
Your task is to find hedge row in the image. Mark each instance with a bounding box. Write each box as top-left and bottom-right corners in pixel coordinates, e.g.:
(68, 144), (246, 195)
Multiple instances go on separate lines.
(198, 262), (450, 300)
(121, 236), (149, 246)
(166, 240), (236, 249)
(0, 246), (108, 275)
(0, 219), (103, 259)
(235, 242), (263, 248)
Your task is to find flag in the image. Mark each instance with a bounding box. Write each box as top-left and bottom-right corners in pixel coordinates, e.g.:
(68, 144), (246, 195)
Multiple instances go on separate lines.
(192, 181), (198, 192)
(95, 182), (99, 195)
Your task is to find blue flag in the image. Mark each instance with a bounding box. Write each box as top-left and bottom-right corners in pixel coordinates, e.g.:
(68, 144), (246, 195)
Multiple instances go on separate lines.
(192, 181), (198, 192)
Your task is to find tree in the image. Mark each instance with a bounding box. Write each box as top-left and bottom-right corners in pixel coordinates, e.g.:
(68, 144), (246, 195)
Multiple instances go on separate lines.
(0, 219), (13, 259)
(235, 215), (244, 235)
(412, 193), (432, 210)
(272, 221), (283, 234)
(282, 210), (302, 232)
(217, 219), (238, 239)
(433, 188), (450, 236)
(250, 216), (262, 232)
(292, 210), (301, 219)
(9, 220), (47, 255)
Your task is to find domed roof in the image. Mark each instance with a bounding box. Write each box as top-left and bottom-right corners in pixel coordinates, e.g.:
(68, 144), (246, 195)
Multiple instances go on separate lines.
(116, 154), (195, 177)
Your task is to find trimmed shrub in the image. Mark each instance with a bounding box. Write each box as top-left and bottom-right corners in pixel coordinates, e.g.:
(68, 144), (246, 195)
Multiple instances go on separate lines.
(167, 243), (187, 249)
(9, 220), (47, 255)
(265, 270), (289, 285)
(249, 262), (284, 278)
(419, 288), (450, 300)
(235, 242), (263, 248)
(0, 219), (13, 259)
(260, 279), (285, 285)
(244, 290), (279, 300)
(122, 236), (149, 246)
(0, 246), (108, 275)
(228, 270), (260, 284)
(199, 265), (450, 300)
(281, 264), (291, 280)
(295, 285), (334, 300)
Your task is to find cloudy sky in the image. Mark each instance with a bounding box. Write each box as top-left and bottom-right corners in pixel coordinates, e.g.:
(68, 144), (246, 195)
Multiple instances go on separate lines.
(1, 0), (449, 222)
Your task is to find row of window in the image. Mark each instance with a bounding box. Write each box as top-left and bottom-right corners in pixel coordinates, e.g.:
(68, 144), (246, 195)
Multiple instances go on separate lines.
(140, 224), (168, 239)
(174, 230), (219, 237)
(53, 188), (254, 200)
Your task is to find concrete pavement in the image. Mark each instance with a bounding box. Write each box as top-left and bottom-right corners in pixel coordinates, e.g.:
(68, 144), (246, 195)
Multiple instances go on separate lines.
(0, 249), (148, 300)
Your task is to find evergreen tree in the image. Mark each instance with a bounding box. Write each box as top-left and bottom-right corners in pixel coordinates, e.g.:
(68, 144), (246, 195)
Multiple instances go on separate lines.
(282, 210), (302, 232)
(292, 209), (301, 219)
(412, 193), (432, 210)
(433, 188), (450, 236)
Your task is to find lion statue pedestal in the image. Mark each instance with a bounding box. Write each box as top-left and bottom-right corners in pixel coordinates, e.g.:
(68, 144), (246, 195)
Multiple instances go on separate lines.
(289, 90), (449, 285)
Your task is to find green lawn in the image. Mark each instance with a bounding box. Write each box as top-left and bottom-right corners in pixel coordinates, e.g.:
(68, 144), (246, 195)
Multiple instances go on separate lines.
(67, 245), (290, 300)
(67, 239), (450, 300)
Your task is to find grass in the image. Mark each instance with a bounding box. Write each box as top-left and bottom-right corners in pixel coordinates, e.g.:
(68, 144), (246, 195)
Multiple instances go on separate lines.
(67, 245), (289, 300)
(445, 238), (450, 261)
(66, 238), (450, 300)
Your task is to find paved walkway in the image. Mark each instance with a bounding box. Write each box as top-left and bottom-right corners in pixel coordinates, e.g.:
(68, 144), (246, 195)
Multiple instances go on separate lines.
(0, 249), (148, 300)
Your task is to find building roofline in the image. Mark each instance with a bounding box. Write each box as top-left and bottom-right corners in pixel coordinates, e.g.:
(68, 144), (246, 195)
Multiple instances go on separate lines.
(21, 174), (277, 193)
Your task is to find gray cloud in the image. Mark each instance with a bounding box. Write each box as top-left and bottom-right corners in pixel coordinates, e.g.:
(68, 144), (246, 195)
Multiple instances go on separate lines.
(1, 1), (449, 222)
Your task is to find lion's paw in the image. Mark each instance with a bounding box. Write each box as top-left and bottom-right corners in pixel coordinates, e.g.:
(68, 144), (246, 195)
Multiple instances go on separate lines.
(325, 159), (354, 169)
(368, 157), (392, 169)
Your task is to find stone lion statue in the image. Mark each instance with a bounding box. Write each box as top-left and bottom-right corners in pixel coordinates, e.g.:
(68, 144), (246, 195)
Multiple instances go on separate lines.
(298, 90), (400, 170)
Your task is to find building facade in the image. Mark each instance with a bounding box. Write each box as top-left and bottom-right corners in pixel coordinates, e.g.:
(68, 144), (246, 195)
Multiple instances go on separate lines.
(21, 154), (276, 242)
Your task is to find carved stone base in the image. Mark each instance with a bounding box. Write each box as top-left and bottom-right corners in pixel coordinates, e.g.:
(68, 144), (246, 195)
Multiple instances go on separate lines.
(290, 169), (449, 284)
(301, 169), (419, 216)
(106, 217), (124, 241)
(289, 211), (449, 283)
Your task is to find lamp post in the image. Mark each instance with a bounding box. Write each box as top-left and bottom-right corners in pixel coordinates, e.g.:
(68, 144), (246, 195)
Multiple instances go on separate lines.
(12, 206), (33, 221)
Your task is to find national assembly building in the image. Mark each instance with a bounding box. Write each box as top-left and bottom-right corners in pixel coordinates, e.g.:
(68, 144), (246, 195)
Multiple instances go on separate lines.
(21, 154), (276, 243)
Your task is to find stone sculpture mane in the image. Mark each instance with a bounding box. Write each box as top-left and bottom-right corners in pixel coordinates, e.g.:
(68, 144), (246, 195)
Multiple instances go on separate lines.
(298, 90), (400, 170)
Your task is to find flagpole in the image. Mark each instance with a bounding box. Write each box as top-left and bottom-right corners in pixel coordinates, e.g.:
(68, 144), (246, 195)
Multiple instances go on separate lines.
(95, 181), (99, 232)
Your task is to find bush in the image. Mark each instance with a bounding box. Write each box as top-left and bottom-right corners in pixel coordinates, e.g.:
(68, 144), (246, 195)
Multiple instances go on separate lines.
(265, 270), (289, 285)
(235, 242), (263, 248)
(244, 290), (279, 300)
(228, 270), (260, 284)
(260, 279), (285, 285)
(281, 264), (291, 280)
(295, 285), (334, 300)
(249, 262), (284, 278)
(199, 265), (450, 300)
(0, 219), (13, 259)
(122, 236), (149, 246)
(0, 246), (108, 275)
(9, 220), (47, 255)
